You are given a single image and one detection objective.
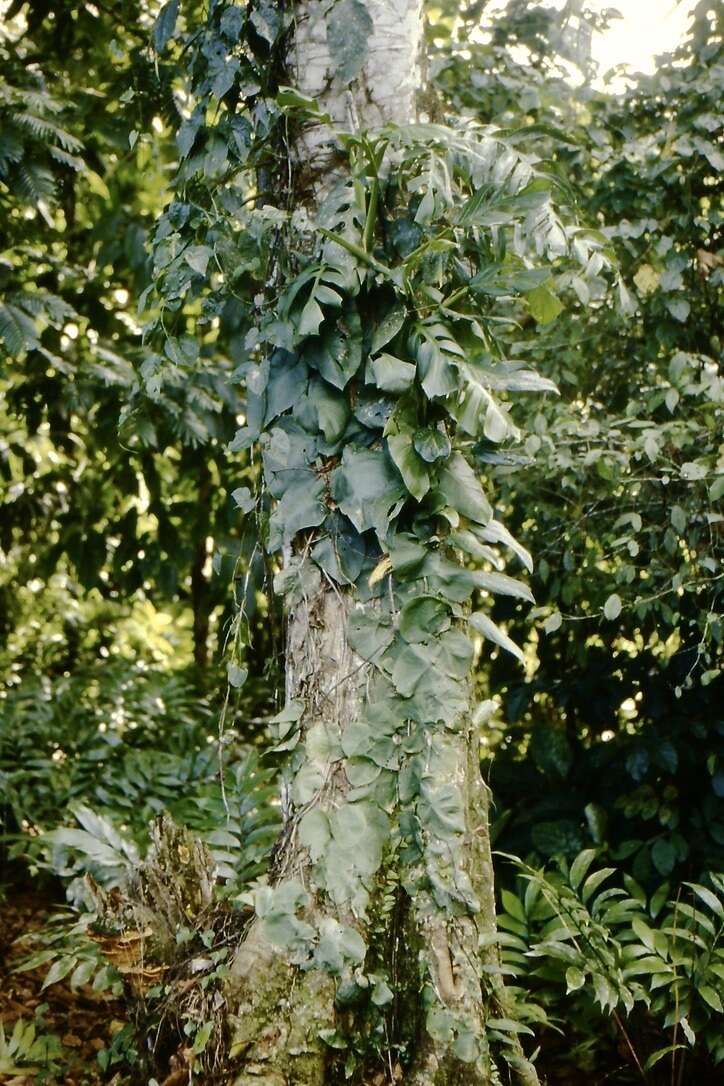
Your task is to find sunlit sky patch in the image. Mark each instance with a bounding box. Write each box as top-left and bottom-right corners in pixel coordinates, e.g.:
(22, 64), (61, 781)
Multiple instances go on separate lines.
(589, 0), (692, 77)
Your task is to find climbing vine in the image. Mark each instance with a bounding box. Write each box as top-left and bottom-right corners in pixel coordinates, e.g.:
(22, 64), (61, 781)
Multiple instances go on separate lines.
(142, 0), (618, 1074)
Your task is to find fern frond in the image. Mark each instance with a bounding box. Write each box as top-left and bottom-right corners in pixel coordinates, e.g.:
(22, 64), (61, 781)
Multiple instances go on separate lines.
(16, 87), (65, 116)
(14, 161), (55, 204)
(0, 301), (39, 355)
(0, 128), (24, 175)
(48, 145), (85, 172)
(0, 83), (65, 116)
(13, 111), (83, 153)
(14, 290), (77, 324)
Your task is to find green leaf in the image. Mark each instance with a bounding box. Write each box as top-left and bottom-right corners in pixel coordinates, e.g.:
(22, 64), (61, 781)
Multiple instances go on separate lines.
(532, 820), (584, 857)
(315, 284), (343, 307)
(644, 1045), (688, 1071)
(476, 519), (533, 573)
(184, 244), (212, 276)
(331, 447), (405, 539)
(309, 377), (349, 442)
(277, 86), (327, 115)
(581, 868), (616, 904)
(543, 610), (562, 634)
(227, 663), (248, 688)
(0, 302), (38, 354)
(419, 780), (466, 838)
(371, 304), (405, 353)
(530, 723), (573, 778)
(267, 470), (327, 551)
(326, 0), (373, 84)
(298, 296), (325, 337)
(685, 883), (724, 919)
(318, 1028), (348, 1049)
(391, 641), (437, 697)
(666, 298), (690, 323)
(473, 570), (533, 602)
(69, 959), (96, 990)
(42, 956), (75, 989)
(371, 977), (394, 1006)
(426, 1006), (454, 1044)
(501, 889), (526, 922)
(680, 461), (707, 481)
(399, 596), (451, 644)
(368, 353), (416, 393)
(566, 966), (586, 992)
(651, 838), (676, 877)
(452, 1027), (479, 1062)
(470, 612), (524, 664)
(416, 334), (458, 398)
(437, 453), (492, 524)
(387, 432), (430, 502)
(699, 985), (723, 1013)
(527, 284), (563, 324)
(307, 321), (363, 389)
(154, 0), (179, 51)
(603, 593), (622, 620)
(231, 486), (256, 513)
(569, 849), (598, 890)
(413, 427), (450, 463)
(314, 918), (366, 974)
(347, 611), (394, 662)
(192, 1021), (214, 1055)
(345, 757), (381, 787)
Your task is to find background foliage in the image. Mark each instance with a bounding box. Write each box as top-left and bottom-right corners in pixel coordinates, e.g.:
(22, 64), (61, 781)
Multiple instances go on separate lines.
(0, 0), (721, 1083)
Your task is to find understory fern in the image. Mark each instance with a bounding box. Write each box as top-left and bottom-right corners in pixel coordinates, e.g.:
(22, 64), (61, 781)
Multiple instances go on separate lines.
(496, 850), (724, 1079)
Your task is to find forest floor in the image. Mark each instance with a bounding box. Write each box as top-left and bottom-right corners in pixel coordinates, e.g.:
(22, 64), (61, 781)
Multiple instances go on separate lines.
(0, 884), (126, 1085)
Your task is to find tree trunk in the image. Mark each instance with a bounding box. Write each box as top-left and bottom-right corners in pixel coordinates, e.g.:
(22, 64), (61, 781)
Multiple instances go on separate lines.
(220, 7), (539, 1085)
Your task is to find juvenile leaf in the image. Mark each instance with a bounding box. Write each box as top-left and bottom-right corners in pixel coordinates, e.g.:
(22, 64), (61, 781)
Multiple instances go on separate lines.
(331, 447), (405, 538)
(327, 0), (373, 84)
(184, 245), (212, 276)
(400, 596), (451, 643)
(231, 486), (256, 513)
(227, 663), (248, 688)
(299, 809), (331, 861)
